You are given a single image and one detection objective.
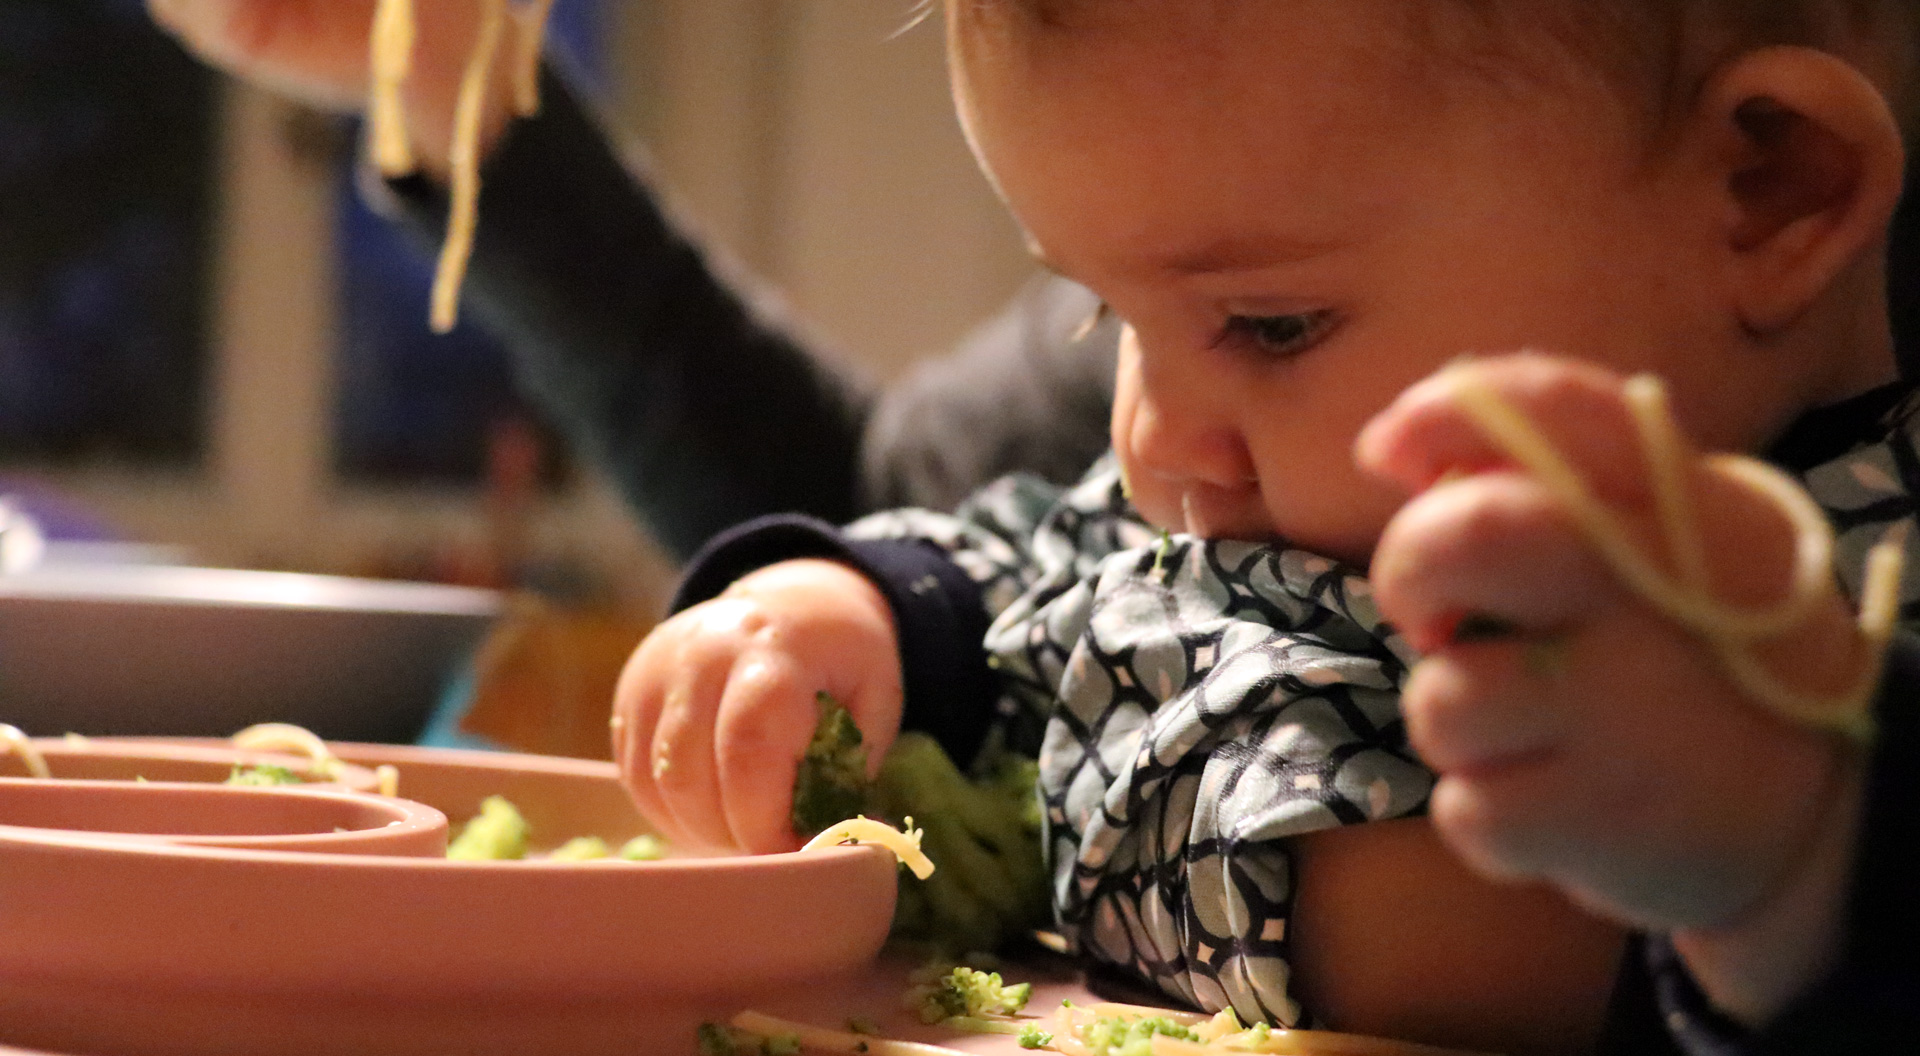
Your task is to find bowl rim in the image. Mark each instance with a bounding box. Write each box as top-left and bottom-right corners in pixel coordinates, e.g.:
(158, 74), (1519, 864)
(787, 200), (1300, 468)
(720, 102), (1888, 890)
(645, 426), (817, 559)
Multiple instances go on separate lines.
(0, 564), (501, 617)
(0, 777), (447, 850)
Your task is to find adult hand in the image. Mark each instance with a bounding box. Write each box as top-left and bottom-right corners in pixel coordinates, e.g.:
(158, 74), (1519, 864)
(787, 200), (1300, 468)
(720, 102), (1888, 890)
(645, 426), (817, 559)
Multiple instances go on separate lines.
(611, 558), (905, 856)
(146, 0), (511, 175)
(1357, 352), (1870, 1024)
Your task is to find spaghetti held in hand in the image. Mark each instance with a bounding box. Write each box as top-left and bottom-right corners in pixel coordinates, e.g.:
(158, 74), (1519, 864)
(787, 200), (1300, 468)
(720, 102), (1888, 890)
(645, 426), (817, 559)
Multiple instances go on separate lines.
(367, 0), (557, 333)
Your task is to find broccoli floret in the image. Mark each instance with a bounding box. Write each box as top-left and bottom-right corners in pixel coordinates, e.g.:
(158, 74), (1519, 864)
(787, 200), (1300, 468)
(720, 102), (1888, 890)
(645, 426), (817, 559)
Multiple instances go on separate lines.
(617, 834), (669, 861)
(695, 1022), (737, 1056)
(546, 836), (610, 861)
(871, 733), (1050, 952)
(1077, 1015), (1199, 1056)
(910, 965), (1035, 1024)
(446, 795), (530, 860)
(224, 764), (303, 786)
(1018, 1024), (1055, 1049)
(791, 692), (870, 838)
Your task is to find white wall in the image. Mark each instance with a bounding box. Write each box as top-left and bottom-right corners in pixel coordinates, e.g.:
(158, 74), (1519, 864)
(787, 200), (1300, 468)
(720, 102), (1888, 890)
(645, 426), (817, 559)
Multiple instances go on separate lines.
(18, 4), (1034, 604)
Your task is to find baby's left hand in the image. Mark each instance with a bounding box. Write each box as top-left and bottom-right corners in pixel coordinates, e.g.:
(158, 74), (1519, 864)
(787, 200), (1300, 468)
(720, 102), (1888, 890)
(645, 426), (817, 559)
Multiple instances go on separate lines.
(1356, 353), (1872, 1023)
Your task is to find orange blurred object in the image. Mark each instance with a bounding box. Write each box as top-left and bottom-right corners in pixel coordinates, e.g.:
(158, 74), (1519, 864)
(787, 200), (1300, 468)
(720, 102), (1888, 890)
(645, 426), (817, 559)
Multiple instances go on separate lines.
(459, 598), (655, 759)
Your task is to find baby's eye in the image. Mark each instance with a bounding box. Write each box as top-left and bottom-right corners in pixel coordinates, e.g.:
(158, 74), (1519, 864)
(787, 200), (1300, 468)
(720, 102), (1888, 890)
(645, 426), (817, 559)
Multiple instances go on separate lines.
(1217, 309), (1336, 359)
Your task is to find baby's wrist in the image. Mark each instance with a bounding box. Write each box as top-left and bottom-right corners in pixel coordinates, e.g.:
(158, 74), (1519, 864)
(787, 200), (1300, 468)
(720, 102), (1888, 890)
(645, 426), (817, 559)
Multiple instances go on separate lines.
(1670, 746), (1865, 1026)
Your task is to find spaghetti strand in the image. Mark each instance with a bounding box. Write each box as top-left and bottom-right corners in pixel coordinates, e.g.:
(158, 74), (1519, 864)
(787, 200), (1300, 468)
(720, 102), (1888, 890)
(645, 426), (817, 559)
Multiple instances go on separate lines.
(1447, 366), (1903, 743)
(368, 0), (417, 177)
(430, 0), (509, 334)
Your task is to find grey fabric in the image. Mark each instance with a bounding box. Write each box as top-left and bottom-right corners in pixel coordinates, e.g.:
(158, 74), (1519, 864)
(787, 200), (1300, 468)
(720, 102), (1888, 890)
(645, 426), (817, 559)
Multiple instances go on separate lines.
(377, 71), (1116, 561)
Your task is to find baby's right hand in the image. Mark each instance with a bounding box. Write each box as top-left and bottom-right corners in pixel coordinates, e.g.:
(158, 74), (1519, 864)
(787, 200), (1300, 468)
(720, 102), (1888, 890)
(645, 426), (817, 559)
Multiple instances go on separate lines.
(612, 559), (903, 855)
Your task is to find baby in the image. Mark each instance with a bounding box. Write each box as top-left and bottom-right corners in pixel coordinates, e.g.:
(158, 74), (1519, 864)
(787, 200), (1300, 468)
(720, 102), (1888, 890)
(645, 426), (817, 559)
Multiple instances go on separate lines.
(614, 2), (1919, 1053)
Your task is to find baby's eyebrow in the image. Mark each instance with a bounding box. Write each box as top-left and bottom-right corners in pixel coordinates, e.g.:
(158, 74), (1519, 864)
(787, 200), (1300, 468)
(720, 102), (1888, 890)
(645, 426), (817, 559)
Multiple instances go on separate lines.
(1148, 233), (1340, 275)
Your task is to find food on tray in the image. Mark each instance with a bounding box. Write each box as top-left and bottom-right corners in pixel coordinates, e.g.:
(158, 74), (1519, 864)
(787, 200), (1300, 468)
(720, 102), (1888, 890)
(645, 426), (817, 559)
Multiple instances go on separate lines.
(227, 724), (400, 794)
(444, 794), (669, 861)
(907, 963), (1034, 1026)
(792, 692), (871, 837)
(708, 966), (1500, 1056)
(368, 0), (558, 333)
(447, 794), (532, 860)
(224, 764), (304, 786)
(793, 696), (1051, 953)
(231, 723), (345, 780)
(1, 723), (50, 778)
(801, 816), (934, 878)
(1448, 366), (1904, 741)
(706, 1010), (972, 1056)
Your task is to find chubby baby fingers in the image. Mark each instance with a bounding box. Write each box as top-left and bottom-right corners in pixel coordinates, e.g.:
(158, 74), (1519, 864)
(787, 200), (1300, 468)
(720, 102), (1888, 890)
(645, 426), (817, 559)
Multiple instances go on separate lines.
(711, 654), (834, 854)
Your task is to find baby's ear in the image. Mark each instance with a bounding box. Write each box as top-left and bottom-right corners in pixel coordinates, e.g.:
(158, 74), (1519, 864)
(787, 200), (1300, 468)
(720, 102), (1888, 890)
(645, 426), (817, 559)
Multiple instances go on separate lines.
(1690, 46), (1905, 335)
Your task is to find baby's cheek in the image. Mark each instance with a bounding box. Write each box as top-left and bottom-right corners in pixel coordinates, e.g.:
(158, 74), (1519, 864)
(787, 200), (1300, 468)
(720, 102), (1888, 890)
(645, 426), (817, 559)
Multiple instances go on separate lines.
(1114, 451), (1183, 530)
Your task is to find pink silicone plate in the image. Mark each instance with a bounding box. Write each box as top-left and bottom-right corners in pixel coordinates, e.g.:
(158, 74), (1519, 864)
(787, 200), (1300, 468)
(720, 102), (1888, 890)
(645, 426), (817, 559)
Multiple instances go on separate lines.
(0, 742), (899, 1056)
(3, 737), (383, 792)
(0, 777), (446, 855)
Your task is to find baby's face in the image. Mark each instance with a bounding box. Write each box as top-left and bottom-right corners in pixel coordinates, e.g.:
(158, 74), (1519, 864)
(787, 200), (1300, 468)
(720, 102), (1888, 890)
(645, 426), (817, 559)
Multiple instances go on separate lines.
(949, 1), (1801, 568)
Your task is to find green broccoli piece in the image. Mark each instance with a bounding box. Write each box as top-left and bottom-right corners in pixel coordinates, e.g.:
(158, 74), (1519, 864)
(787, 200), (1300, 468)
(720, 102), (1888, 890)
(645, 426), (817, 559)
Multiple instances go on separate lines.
(1018, 1024), (1055, 1049)
(617, 834), (669, 861)
(790, 691), (870, 837)
(871, 733), (1050, 952)
(546, 836), (610, 861)
(695, 1022), (737, 1056)
(910, 965), (1035, 1024)
(1076, 1015), (1199, 1056)
(224, 764), (303, 786)
(446, 795), (530, 860)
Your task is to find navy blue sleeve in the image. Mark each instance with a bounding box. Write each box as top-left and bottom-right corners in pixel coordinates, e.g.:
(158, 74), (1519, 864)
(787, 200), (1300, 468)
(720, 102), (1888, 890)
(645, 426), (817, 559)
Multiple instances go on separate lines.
(670, 515), (1000, 768)
(380, 71), (871, 562)
(1644, 630), (1920, 1055)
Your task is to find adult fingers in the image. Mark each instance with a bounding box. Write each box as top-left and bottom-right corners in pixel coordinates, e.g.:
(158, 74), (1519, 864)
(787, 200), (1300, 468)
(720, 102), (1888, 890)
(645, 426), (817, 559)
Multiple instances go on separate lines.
(149, 0), (381, 109)
(1356, 352), (1669, 510)
(1372, 470), (1628, 652)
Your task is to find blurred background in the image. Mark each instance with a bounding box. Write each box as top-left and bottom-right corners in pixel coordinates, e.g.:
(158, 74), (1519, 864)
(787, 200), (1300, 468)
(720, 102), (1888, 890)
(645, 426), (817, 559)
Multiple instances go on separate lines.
(0, 0), (1035, 754)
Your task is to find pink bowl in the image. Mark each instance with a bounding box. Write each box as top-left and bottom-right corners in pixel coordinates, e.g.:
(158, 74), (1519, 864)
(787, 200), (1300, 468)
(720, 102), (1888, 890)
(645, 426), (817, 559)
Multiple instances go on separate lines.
(4, 736), (383, 792)
(0, 777), (446, 855)
(0, 742), (899, 1056)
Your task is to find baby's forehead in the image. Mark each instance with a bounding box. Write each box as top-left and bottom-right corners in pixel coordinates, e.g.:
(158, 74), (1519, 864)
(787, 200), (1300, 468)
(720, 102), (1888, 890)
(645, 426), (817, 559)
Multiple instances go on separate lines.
(961, 0), (1916, 140)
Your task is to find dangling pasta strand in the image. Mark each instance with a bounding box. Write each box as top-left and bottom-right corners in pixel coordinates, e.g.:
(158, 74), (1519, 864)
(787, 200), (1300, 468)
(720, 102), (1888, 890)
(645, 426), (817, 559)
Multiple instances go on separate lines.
(507, 0), (559, 117)
(1447, 366), (1905, 743)
(368, 0), (418, 176)
(429, 0), (509, 334)
(232, 722), (342, 779)
(368, 0), (561, 333)
(0, 724), (50, 779)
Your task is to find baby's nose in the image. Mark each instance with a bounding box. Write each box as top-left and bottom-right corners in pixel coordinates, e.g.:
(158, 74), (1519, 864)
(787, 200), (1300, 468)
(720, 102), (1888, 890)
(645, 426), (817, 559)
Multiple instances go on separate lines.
(1124, 390), (1259, 490)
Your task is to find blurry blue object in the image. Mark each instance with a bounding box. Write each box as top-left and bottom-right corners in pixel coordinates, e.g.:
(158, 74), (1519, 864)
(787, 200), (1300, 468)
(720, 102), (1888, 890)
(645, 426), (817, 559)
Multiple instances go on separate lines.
(0, 478), (118, 542)
(415, 657), (509, 751)
(0, 0), (215, 466)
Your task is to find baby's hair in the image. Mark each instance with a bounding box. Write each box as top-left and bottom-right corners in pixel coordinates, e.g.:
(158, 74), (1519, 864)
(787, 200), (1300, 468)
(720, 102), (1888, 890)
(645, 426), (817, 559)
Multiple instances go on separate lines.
(962, 0), (1919, 140)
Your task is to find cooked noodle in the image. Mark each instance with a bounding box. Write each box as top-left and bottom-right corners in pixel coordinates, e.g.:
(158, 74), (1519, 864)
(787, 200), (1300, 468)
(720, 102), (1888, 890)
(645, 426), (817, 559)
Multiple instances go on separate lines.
(368, 0), (416, 176)
(0, 724), (50, 780)
(508, 0), (558, 117)
(365, 0), (559, 333)
(1447, 367), (1903, 742)
(231, 722), (342, 779)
